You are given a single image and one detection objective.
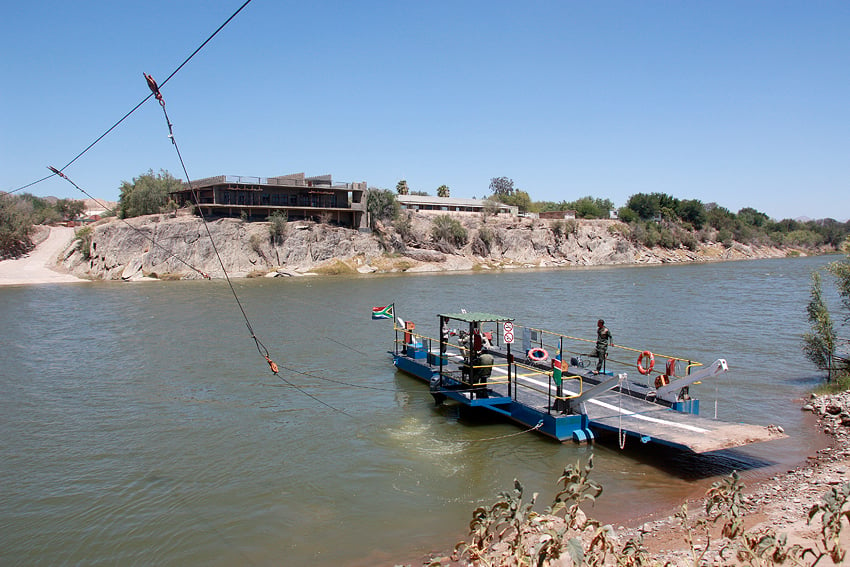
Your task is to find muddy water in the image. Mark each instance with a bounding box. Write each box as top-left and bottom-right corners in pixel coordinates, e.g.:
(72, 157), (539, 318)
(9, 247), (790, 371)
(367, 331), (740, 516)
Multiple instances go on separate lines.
(0, 255), (836, 565)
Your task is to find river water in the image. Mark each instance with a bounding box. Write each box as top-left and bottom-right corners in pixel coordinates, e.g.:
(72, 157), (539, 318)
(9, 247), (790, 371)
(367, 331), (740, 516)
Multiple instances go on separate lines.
(0, 255), (838, 566)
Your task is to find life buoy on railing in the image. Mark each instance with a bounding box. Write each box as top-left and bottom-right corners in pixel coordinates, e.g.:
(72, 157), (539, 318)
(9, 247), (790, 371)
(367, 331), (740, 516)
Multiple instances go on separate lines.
(637, 350), (655, 375)
(665, 358), (676, 377)
(528, 347), (549, 362)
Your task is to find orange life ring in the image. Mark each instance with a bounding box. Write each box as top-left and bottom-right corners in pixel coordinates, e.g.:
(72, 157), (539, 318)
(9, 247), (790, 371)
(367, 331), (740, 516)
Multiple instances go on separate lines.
(665, 358), (676, 377)
(637, 350), (654, 375)
(528, 347), (549, 362)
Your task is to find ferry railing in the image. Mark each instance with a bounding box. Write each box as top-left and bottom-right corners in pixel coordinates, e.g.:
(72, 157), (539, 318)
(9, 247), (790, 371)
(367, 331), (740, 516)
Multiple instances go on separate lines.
(394, 324), (585, 410)
(514, 324), (704, 384)
(396, 327), (584, 413)
(392, 327), (511, 393)
(394, 321), (712, 415)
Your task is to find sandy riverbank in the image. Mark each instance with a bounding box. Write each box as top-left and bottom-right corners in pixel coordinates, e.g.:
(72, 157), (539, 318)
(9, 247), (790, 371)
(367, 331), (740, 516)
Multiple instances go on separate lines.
(0, 226), (88, 286)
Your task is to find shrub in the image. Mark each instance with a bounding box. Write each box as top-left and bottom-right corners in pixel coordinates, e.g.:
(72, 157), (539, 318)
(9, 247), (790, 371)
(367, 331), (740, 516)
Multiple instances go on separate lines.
(393, 213), (414, 242)
(310, 259), (356, 275)
(432, 215), (468, 248)
(0, 198), (35, 259)
(268, 211), (288, 245)
(551, 220), (565, 238)
(658, 227), (677, 249)
(482, 199), (502, 217)
(618, 207), (639, 223)
(452, 459), (850, 567)
(608, 222), (630, 238)
(478, 225), (494, 248)
(680, 231), (699, 251)
(75, 226), (93, 260)
(630, 222), (660, 247)
(249, 233), (265, 256)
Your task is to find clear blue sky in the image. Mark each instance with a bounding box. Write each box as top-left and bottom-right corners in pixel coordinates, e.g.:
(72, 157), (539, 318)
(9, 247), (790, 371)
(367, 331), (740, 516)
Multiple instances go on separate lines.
(2, 1), (848, 220)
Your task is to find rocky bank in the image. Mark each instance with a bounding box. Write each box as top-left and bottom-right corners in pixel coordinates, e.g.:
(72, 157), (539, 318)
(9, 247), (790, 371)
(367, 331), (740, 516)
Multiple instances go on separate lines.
(606, 391), (850, 566)
(415, 391), (850, 567)
(58, 212), (799, 281)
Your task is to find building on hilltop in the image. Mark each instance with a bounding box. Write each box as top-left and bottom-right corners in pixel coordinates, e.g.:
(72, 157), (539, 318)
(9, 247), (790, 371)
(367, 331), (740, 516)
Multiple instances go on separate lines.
(169, 173), (368, 229)
(396, 194), (518, 216)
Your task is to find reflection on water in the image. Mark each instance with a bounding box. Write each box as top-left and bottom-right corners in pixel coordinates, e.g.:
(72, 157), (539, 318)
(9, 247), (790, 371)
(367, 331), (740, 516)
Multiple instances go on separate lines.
(0, 255), (838, 565)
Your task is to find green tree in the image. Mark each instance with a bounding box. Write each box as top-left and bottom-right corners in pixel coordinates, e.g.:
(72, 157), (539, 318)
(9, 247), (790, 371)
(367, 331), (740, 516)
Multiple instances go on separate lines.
(55, 199), (86, 222)
(678, 199), (707, 229)
(496, 190), (532, 213)
(705, 204), (736, 231)
(804, 240), (850, 383)
(617, 206), (638, 223)
(395, 179), (409, 195)
(118, 169), (182, 218)
(18, 193), (61, 225)
(803, 271), (837, 379)
(625, 193), (659, 220)
(564, 196), (614, 219)
(737, 207), (769, 228)
(437, 184), (450, 198)
(365, 188), (399, 228)
(655, 192), (680, 213)
(489, 176), (515, 197)
(827, 239), (850, 319)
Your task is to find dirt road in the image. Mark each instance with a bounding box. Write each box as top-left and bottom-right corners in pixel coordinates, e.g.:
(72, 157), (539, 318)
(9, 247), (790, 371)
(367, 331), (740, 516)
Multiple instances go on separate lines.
(0, 226), (87, 286)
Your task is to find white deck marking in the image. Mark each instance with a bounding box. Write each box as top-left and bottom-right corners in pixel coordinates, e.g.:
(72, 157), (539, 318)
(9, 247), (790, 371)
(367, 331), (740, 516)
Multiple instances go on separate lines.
(434, 350), (709, 434)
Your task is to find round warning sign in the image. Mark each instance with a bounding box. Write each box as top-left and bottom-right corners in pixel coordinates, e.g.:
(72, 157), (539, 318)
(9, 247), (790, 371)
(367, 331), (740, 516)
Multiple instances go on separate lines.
(503, 322), (514, 343)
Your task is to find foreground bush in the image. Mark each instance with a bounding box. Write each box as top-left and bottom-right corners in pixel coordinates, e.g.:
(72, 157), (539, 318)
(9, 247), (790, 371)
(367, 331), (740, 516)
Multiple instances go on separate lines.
(429, 457), (850, 567)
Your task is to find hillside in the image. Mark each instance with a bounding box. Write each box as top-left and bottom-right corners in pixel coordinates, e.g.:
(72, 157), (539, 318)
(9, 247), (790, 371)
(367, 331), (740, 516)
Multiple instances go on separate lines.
(58, 212), (804, 281)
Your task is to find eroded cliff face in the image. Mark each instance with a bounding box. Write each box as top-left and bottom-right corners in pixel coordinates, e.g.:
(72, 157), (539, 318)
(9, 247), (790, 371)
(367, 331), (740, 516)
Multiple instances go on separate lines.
(58, 213), (791, 281)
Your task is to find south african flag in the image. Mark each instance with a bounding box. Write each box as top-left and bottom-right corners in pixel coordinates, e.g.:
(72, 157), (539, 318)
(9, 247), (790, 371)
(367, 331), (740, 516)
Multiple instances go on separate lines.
(552, 357), (563, 386)
(371, 304), (394, 320)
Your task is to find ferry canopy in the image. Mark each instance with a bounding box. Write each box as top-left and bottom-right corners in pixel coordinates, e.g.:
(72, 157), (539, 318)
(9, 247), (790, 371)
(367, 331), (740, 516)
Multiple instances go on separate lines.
(439, 312), (514, 324)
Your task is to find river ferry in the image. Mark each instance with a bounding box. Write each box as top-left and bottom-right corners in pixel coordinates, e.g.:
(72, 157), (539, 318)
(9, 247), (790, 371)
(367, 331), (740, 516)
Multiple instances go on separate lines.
(390, 310), (785, 453)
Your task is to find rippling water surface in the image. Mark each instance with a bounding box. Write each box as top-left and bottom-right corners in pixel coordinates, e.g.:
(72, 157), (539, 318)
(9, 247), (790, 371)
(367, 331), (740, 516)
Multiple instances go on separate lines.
(0, 256), (837, 565)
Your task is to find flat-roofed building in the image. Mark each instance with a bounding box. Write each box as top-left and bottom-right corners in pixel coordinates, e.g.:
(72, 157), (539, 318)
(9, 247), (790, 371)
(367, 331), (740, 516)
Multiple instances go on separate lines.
(170, 173), (368, 229)
(397, 195), (517, 216)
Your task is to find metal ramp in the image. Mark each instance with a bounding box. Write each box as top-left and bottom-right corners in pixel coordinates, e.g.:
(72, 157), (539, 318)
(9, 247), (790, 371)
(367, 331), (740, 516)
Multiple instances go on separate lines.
(582, 388), (786, 453)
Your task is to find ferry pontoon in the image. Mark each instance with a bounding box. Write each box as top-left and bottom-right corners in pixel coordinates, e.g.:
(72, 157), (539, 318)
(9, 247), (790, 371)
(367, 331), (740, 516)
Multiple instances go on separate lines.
(390, 311), (785, 453)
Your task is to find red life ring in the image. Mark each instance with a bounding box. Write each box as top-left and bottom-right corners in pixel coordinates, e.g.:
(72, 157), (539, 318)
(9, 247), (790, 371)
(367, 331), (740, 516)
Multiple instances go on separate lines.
(528, 347), (549, 362)
(637, 351), (654, 375)
(665, 358), (676, 377)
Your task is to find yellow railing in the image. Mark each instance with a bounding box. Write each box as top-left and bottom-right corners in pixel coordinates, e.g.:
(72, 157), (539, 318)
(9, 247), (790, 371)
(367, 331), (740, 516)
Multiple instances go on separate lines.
(514, 324), (703, 378)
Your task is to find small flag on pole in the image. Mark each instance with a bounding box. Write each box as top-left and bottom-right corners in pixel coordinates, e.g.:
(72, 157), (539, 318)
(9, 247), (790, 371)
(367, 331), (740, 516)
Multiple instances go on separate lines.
(552, 357), (563, 386)
(371, 304), (394, 320)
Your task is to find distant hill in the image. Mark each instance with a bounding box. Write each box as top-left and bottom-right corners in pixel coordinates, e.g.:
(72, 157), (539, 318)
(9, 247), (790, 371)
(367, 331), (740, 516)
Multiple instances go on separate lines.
(82, 198), (118, 215)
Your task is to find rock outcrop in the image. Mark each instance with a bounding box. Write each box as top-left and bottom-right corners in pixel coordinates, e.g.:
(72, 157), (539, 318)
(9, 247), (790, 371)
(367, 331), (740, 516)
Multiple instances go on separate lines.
(58, 212), (801, 281)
